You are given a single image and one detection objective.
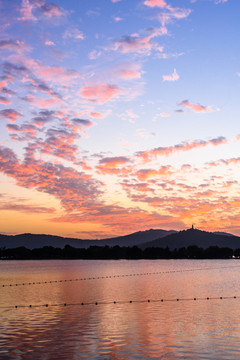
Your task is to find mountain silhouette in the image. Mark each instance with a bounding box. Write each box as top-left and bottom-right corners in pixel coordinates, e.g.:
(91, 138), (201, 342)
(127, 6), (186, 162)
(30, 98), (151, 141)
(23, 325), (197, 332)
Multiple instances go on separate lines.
(140, 228), (240, 250)
(0, 229), (176, 250)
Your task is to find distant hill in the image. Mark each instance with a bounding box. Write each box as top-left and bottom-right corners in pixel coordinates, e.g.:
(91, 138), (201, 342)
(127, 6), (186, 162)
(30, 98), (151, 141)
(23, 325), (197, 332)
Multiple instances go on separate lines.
(140, 228), (240, 250)
(213, 231), (235, 237)
(0, 229), (177, 250)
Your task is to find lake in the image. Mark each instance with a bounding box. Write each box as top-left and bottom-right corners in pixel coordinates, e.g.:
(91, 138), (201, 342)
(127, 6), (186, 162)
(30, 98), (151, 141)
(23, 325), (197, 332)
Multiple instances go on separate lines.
(1, 259), (240, 359)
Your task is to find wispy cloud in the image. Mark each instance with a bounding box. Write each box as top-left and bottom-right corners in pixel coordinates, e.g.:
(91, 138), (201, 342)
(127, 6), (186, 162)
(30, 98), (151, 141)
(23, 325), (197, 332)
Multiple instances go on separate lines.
(113, 32), (161, 55)
(0, 202), (56, 214)
(137, 137), (227, 161)
(179, 100), (214, 113)
(214, 0), (228, 4)
(18, 0), (67, 21)
(88, 50), (102, 60)
(163, 68), (179, 81)
(63, 28), (85, 40)
(0, 39), (28, 52)
(113, 16), (123, 22)
(119, 64), (142, 79)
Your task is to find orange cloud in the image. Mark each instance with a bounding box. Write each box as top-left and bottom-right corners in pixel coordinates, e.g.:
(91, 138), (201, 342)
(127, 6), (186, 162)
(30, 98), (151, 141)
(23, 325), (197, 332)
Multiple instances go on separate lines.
(97, 156), (132, 175)
(0, 146), (102, 212)
(135, 166), (173, 180)
(0, 203), (56, 214)
(51, 205), (184, 235)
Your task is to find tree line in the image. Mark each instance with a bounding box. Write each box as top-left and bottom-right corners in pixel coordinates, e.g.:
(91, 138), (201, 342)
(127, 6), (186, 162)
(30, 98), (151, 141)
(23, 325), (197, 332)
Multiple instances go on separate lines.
(1, 244), (240, 260)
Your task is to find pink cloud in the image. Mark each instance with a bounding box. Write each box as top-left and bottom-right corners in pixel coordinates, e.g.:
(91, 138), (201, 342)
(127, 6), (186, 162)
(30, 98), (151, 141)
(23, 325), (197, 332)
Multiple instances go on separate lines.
(113, 34), (155, 55)
(144, 0), (191, 25)
(179, 100), (213, 113)
(113, 16), (123, 22)
(35, 127), (81, 162)
(0, 80), (9, 87)
(18, 0), (37, 21)
(70, 118), (94, 135)
(31, 109), (55, 127)
(7, 123), (37, 141)
(39, 2), (66, 18)
(23, 59), (80, 84)
(80, 84), (120, 104)
(18, 0), (67, 21)
(207, 157), (240, 167)
(119, 69), (141, 79)
(163, 68), (179, 81)
(167, 7), (191, 20)
(45, 40), (55, 46)
(0, 39), (28, 52)
(23, 96), (63, 109)
(137, 137), (227, 161)
(0, 109), (22, 122)
(0, 88), (16, 97)
(144, 0), (167, 8)
(0, 96), (11, 105)
(89, 112), (105, 118)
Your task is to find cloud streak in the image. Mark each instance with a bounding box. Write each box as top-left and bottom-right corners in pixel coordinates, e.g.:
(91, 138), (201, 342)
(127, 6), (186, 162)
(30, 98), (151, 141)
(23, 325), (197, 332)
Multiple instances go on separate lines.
(179, 100), (214, 113)
(137, 137), (227, 161)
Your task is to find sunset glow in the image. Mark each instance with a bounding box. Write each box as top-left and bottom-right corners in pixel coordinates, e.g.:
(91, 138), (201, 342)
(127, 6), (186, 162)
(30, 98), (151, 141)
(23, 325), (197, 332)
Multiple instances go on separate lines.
(0, 0), (239, 239)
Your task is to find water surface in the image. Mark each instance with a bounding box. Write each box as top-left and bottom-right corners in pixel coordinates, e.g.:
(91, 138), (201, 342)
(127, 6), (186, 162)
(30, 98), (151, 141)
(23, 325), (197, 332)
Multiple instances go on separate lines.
(1, 259), (240, 359)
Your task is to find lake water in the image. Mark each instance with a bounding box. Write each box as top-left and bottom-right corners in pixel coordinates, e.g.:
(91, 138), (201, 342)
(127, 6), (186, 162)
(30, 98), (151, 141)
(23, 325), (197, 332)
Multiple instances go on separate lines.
(1, 259), (240, 359)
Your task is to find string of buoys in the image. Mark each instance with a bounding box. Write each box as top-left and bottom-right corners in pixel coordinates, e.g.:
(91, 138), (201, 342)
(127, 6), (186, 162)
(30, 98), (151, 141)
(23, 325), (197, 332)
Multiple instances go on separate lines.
(0, 295), (238, 310)
(1, 264), (240, 288)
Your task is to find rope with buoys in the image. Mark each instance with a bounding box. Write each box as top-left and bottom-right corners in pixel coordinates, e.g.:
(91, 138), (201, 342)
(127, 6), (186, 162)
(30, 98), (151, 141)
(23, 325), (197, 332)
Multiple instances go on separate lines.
(1, 264), (240, 288)
(0, 295), (238, 310)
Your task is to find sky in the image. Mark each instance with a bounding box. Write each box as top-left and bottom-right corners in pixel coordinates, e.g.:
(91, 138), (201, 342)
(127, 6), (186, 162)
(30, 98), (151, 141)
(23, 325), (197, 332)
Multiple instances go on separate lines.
(0, 0), (239, 239)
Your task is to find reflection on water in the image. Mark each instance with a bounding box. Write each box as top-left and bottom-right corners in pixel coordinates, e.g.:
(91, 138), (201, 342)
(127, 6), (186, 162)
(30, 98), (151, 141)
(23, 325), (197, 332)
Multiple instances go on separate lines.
(1, 260), (240, 359)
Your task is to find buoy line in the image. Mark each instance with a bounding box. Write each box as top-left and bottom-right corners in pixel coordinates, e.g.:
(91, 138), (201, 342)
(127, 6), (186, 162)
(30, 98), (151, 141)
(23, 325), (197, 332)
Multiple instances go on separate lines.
(1, 264), (240, 288)
(0, 295), (238, 310)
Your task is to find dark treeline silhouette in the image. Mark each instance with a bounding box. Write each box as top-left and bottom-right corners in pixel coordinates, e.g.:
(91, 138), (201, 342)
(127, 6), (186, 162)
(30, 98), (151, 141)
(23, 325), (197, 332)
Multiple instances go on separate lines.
(0, 244), (239, 260)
